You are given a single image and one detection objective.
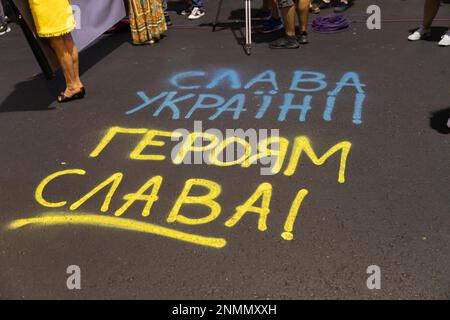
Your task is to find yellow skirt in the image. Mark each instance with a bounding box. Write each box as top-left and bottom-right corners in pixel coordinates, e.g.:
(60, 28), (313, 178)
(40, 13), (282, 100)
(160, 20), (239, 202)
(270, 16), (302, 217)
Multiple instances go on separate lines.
(29, 0), (76, 38)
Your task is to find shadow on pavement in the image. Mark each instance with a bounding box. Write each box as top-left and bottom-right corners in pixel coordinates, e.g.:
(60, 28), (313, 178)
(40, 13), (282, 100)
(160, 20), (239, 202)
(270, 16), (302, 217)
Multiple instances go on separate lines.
(430, 107), (450, 134)
(0, 74), (57, 113)
(425, 26), (449, 42)
(0, 33), (127, 113)
(167, 0), (188, 14)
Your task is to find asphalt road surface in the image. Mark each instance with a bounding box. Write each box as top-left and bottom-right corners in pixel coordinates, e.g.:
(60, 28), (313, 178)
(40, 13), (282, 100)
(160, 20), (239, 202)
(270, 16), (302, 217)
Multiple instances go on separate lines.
(0, 0), (449, 299)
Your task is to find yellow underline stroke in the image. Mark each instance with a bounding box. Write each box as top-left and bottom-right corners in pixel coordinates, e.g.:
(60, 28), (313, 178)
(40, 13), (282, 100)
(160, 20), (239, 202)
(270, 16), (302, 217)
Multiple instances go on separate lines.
(7, 213), (227, 249)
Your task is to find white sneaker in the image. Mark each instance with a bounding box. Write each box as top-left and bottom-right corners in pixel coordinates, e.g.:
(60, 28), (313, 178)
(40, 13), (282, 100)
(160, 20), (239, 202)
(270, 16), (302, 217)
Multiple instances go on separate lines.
(438, 33), (450, 47)
(188, 7), (205, 20)
(408, 27), (431, 41)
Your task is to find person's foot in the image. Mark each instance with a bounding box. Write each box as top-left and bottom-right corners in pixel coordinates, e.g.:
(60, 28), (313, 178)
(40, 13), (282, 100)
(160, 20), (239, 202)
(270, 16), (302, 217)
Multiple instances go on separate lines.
(310, 3), (321, 14)
(188, 7), (205, 20)
(165, 14), (172, 27)
(334, 0), (352, 13)
(181, 8), (191, 16)
(408, 27), (431, 41)
(438, 33), (450, 47)
(269, 36), (300, 49)
(76, 82), (84, 91)
(297, 32), (309, 44)
(58, 86), (85, 103)
(0, 23), (11, 36)
(65, 85), (83, 96)
(260, 18), (284, 33)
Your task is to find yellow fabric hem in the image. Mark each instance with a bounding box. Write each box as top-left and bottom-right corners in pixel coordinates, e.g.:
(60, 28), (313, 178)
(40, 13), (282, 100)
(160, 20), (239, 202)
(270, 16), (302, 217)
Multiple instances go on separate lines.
(38, 26), (75, 38)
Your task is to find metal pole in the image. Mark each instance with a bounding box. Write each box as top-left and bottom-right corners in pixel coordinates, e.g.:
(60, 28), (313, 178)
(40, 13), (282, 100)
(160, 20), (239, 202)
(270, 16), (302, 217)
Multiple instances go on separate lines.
(245, 0), (251, 55)
(213, 0), (224, 32)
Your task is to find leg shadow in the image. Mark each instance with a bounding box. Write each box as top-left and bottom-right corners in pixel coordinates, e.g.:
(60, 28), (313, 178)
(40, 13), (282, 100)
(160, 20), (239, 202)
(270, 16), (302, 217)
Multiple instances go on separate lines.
(424, 26), (449, 42)
(0, 73), (58, 112)
(79, 32), (129, 75)
(167, 0), (189, 14)
(0, 32), (128, 112)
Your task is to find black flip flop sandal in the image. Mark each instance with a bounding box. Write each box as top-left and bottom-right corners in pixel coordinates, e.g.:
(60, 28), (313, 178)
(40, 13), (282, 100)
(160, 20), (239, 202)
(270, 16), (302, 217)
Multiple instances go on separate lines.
(57, 88), (86, 103)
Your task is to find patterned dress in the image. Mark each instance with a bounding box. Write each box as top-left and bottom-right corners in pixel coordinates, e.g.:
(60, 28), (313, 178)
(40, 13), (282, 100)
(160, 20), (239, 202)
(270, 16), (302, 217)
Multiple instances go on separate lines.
(128, 0), (167, 45)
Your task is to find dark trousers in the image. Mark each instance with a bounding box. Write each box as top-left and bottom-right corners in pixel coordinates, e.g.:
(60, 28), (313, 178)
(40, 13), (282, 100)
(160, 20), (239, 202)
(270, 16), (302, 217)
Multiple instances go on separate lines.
(0, 0), (6, 24)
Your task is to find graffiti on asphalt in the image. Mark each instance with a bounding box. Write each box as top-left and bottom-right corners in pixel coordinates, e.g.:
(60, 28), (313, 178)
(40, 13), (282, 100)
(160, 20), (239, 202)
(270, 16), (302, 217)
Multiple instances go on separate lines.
(7, 127), (351, 248)
(7, 68), (364, 249)
(126, 69), (367, 124)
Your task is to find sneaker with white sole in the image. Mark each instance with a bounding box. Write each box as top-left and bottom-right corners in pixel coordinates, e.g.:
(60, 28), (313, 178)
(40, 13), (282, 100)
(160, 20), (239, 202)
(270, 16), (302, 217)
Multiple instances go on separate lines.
(188, 7), (205, 20)
(408, 27), (431, 41)
(438, 33), (450, 47)
(0, 23), (11, 36)
(181, 9), (191, 16)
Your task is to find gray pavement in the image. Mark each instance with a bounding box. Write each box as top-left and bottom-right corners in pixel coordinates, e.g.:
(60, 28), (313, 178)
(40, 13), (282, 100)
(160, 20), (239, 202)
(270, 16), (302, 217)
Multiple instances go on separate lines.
(0, 0), (449, 299)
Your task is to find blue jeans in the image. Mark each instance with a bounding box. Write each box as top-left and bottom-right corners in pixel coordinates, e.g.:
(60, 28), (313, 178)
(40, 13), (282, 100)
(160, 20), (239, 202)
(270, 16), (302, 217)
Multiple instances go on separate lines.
(187, 0), (204, 10)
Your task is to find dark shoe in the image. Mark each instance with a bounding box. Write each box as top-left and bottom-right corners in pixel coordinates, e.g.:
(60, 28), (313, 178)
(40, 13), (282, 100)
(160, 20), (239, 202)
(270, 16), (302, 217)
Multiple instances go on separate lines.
(61, 87), (85, 96)
(334, 1), (352, 13)
(164, 14), (172, 26)
(181, 9), (191, 16)
(310, 3), (321, 14)
(260, 18), (284, 34)
(57, 88), (86, 103)
(269, 36), (299, 49)
(0, 23), (11, 36)
(318, 0), (331, 9)
(297, 32), (309, 44)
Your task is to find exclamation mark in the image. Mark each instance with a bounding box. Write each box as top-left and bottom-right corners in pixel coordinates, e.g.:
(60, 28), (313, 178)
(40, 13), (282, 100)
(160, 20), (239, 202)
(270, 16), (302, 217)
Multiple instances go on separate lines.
(281, 189), (309, 241)
(352, 93), (366, 125)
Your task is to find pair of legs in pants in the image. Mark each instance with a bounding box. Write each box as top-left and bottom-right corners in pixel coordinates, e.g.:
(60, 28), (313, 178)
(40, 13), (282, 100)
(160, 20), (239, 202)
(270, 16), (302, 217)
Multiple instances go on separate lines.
(162, 0), (168, 15)
(186, 0), (204, 10)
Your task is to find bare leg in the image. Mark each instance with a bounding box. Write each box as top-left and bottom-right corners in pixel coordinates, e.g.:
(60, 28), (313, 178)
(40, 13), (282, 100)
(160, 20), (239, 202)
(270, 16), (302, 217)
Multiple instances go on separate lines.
(62, 34), (83, 89)
(281, 5), (296, 37)
(296, 0), (310, 33)
(48, 36), (80, 97)
(423, 0), (440, 29)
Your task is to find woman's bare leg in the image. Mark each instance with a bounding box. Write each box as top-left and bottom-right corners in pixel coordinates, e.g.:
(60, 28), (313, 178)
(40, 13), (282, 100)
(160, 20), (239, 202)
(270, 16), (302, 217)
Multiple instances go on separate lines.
(296, 0), (311, 33)
(281, 5), (296, 37)
(48, 36), (79, 97)
(62, 34), (83, 89)
(423, 0), (440, 29)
